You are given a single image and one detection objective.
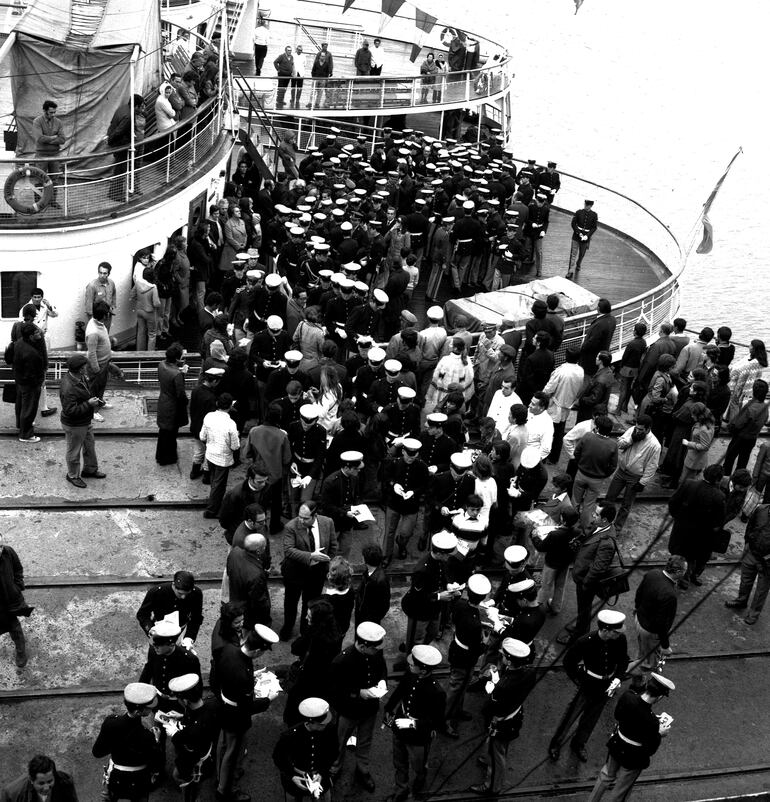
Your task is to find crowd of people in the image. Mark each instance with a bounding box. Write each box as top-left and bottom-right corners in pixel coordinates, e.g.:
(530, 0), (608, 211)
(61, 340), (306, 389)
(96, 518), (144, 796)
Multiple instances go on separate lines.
(2, 125), (770, 802)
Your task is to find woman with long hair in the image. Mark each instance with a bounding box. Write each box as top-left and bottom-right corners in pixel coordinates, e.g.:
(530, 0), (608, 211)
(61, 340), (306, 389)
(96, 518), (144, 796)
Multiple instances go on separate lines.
(155, 342), (189, 465)
(679, 403), (715, 485)
(283, 598), (341, 724)
(292, 306), (325, 370)
(209, 601), (245, 694)
(317, 364), (343, 432)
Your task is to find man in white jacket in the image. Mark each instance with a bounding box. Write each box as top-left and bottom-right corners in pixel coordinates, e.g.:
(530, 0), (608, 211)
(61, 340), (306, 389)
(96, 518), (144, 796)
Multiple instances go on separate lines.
(542, 347), (584, 463)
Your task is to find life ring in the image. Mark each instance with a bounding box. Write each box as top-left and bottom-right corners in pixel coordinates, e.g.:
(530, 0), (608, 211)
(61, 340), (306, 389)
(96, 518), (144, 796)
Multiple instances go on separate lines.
(4, 164), (54, 215)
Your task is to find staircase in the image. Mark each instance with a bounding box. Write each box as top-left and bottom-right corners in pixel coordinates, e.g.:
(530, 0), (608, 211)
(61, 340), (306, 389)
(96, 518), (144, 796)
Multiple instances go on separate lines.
(207, 0), (247, 49)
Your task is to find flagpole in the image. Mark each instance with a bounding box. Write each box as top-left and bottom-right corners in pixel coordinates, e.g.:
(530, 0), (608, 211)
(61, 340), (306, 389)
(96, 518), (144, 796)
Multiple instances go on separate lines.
(683, 146), (743, 260)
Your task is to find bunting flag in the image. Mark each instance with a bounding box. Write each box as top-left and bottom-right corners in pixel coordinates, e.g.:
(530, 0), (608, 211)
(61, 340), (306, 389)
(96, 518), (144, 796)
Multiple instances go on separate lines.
(574, 0), (585, 13)
(415, 8), (437, 34)
(695, 146), (743, 255)
(382, 0), (405, 18)
(410, 43), (422, 62)
(342, 0), (356, 12)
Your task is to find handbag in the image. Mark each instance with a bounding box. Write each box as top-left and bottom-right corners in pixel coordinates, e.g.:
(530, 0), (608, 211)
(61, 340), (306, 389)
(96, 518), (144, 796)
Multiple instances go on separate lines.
(742, 486), (762, 519)
(2, 382), (16, 403)
(711, 528), (731, 554)
(597, 537), (630, 604)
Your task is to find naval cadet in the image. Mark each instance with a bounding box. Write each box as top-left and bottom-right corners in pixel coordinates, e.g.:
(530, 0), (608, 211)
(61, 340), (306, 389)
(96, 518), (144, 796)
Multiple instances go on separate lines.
(445, 573), (492, 738)
(469, 638), (537, 796)
(287, 403), (327, 516)
(92, 682), (163, 802)
(567, 200), (599, 278)
(587, 673), (675, 802)
(139, 622), (201, 715)
(418, 412), (459, 477)
(383, 645), (446, 802)
(491, 545), (533, 609)
(497, 578), (546, 662)
(166, 673), (221, 802)
(319, 450), (363, 538)
(548, 609), (629, 763)
(273, 697), (339, 801)
(382, 437), (431, 564)
(423, 451), (476, 545)
(534, 160), (561, 205)
(382, 386), (421, 444)
(136, 570), (203, 651)
(329, 622), (389, 792)
(215, 624), (280, 802)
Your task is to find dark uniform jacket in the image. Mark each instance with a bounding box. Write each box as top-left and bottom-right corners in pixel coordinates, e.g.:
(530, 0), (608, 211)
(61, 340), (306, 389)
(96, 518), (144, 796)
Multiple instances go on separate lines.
(319, 470), (360, 532)
(355, 566), (391, 626)
(92, 713), (162, 797)
(250, 330), (291, 381)
(139, 645), (201, 701)
(563, 631), (629, 695)
(273, 722), (339, 795)
(571, 207), (599, 242)
(425, 471), (476, 532)
(383, 402), (421, 439)
(216, 643), (271, 733)
(401, 555), (452, 622)
(329, 645), (387, 720)
(384, 672), (446, 744)
(417, 432), (459, 473)
(524, 201), (549, 238)
(384, 456), (430, 514)
(265, 367), (311, 402)
(483, 665), (536, 740)
(448, 598), (484, 670)
(607, 689), (662, 769)
(287, 421), (327, 479)
(136, 582), (203, 642)
(171, 696), (221, 771)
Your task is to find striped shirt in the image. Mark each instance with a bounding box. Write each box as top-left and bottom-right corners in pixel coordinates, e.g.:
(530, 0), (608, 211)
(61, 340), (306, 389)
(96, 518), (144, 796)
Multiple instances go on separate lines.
(200, 410), (240, 467)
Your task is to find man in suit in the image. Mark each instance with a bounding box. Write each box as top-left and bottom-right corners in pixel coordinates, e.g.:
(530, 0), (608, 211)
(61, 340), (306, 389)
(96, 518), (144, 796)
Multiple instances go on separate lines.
(280, 501), (338, 640)
(567, 200), (598, 278)
(579, 299), (617, 376)
(355, 543), (391, 626)
(628, 555), (687, 688)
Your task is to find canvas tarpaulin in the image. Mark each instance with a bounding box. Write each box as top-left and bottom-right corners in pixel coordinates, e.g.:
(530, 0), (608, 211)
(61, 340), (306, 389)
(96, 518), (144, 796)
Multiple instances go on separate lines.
(9, 0), (161, 169)
(443, 276), (600, 332)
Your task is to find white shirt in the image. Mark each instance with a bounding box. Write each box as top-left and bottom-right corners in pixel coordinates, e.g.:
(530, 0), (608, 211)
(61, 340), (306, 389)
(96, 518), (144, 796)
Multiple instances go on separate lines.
(487, 388), (523, 434)
(526, 410), (554, 461)
(294, 51), (308, 77)
(309, 520), (320, 551)
(542, 363), (585, 423)
(562, 419), (595, 459)
(370, 44), (385, 68)
(253, 26), (270, 46)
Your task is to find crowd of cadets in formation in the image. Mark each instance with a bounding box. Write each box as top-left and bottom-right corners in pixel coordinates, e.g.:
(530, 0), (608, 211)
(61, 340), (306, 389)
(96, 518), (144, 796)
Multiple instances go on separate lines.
(4, 127), (770, 802)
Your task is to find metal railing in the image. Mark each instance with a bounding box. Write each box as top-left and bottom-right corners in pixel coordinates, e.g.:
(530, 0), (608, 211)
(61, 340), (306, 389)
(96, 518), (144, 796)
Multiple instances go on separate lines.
(235, 62), (510, 114)
(0, 95), (226, 225)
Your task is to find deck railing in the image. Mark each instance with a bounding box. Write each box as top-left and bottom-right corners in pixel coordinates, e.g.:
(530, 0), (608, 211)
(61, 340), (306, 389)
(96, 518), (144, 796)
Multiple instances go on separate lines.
(0, 95), (226, 225)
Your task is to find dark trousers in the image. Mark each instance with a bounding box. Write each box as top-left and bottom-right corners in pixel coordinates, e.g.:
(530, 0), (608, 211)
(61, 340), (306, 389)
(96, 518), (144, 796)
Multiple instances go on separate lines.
(276, 76), (291, 106)
(549, 419), (567, 463)
(392, 734), (429, 797)
(266, 479), (284, 534)
(15, 382), (41, 438)
(445, 665), (474, 726)
(156, 428), (179, 465)
(6, 616), (25, 655)
(550, 686), (609, 750)
(283, 571), (326, 634)
(735, 547), (770, 614)
(574, 581), (599, 638)
(206, 463), (230, 516)
(604, 468), (642, 530)
(723, 437), (756, 474)
(89, 362), (111, 401)
(253, 45), (268, 74)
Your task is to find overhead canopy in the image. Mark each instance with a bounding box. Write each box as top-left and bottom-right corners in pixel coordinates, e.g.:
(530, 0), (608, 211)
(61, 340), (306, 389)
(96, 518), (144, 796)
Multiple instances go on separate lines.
(9, 0), (162, 163)
(444, 276), (601, 332)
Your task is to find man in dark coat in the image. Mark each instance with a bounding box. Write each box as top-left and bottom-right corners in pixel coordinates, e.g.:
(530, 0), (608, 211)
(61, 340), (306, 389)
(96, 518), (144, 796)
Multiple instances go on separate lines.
(11, 322), (46, 443)
(667, 464), (726, 587)
(106, 93), (144, 200)
(567, 200), (598, 278)
(136, 570), (203, 649)
(319, 451), (363, 538)
(226, 533), (271, 628)
(0, 533), (30, 667)
(218, 467), (270, 544)
(577, 351), (614, 422)
(579, 299), (616, 375)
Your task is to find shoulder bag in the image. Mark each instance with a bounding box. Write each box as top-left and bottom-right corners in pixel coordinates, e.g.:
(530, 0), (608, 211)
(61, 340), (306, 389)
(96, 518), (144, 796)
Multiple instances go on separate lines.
(597, 537), (630, 605)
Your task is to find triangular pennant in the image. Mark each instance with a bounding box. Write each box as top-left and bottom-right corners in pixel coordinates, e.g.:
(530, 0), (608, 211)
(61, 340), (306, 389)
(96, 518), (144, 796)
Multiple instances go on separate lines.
(415, 8), (437, 34)
(409, 42), (422, 62)
(343, 0), (356, 12)
(382, 0), (405, 18)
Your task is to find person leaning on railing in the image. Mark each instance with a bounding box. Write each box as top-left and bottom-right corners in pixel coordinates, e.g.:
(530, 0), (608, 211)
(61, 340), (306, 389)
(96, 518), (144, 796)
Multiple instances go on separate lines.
(106, 93), (145, 201)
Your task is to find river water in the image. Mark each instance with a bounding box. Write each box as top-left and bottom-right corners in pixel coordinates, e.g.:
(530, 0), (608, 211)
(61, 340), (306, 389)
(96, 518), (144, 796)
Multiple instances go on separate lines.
(434, 0), (769, 344)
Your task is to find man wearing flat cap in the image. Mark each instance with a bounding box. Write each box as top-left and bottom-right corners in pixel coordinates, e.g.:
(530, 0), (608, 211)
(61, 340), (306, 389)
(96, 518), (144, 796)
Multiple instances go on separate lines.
(92, 682), (163, 801)
(59, 353), (105, 489)
(384, 645), (445, 801)
(273, 697), (338, 801)
(588, 672), (675, 801)
(568, 200), (598, 278)
(329, 622), (388, 792)
(136, 570), (204, 650)
(548, 609), (629, 763)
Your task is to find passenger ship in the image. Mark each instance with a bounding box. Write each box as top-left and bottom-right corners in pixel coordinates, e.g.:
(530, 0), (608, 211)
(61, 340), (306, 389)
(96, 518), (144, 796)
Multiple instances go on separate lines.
(0, 0), (683, 369)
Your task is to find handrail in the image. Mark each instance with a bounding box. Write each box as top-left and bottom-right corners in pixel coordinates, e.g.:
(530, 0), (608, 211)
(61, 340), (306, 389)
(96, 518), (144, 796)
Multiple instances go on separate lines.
(232, 66), (284, 153)
(294, 17), (324, 52)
